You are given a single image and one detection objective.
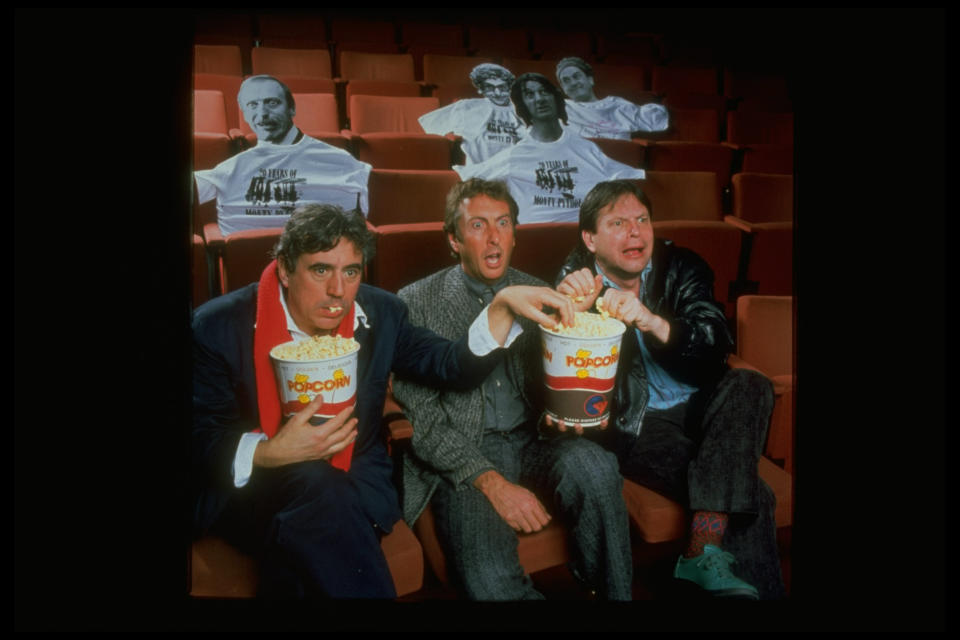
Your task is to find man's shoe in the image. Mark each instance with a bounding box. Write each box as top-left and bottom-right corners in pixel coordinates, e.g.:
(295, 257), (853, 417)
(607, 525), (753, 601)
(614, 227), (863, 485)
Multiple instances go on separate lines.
(673, 544), (759, 599)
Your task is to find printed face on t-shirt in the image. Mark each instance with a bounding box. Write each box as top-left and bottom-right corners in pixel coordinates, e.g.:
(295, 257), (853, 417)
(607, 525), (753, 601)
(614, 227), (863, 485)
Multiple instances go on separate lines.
(449, 194), (516, 285)
(520, 80), (559, 125)
(582, 193), (654, 285)
(479, 78), (512, 107)
(557, 66), (596, 102)
(238, 79), (295, 144)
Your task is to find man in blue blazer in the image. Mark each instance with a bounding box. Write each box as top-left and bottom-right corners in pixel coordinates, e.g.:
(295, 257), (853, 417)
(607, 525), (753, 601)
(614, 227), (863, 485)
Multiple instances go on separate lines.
(192, 203), (575, 599)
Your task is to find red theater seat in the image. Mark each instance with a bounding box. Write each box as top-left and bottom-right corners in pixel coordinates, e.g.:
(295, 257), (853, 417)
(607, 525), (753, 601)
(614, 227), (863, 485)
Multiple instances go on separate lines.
(347, 95), (439, 135)
(193, 73), (244, 132)
(194, 44), (244, 76)
(353, 132), (455, 170)
(366, 169), (459, 226)
(345, 80), (424, 119)
(422, 54), (497, 89)
(190, 517), (424, 598)
(367, 222), (451, 293)
(731, 294), (795, 473)
(729, 172), (794, 225)
(636, 171), (723, 221)
(645, 141), (736, 189)
(338, 51), (415, 83)
(652, 220), (743, 319)
(251, 46), (333, 79)
(512, 222), (581, 286)
(726, 110), (794, 146)
(651, 65), (720, 97)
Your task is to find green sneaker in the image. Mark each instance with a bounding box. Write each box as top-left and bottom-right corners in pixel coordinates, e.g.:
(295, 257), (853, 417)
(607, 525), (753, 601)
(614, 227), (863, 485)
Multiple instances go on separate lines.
(673, 544), (759, 599)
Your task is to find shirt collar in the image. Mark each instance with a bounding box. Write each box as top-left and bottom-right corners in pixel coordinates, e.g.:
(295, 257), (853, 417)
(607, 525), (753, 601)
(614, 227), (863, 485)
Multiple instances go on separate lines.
(460, 266), (509, 301)
(595, 259), (651, 295)
(278, 285), (369, 341)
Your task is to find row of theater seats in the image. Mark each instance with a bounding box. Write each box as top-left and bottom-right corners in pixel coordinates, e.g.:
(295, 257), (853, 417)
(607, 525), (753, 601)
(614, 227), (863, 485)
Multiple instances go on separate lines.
(192, 202), (793, 329)
(194, 12), (784, 80)
(194, 43), (792, 144)
(189, 291), (795, 599)
(195, 43), (789, 106)
(193, 76), (794, 159)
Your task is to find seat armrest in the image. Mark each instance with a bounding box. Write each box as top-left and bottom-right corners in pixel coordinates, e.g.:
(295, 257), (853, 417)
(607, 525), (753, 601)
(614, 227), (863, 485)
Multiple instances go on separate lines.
(723, 214), (756, 233)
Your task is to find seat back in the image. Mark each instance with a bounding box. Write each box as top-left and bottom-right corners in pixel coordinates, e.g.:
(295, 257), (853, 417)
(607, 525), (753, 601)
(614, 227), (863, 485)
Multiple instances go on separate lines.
(194, 73), (244, 130)
(589, 62), (650, 97)
(586, 138), (646, 169)
(345, 80), (423, 118)
(269, 75), (336, 95)
(512, 222), (581, 286)
(368, 222), (452, 293)
(192, 234), (211, 309)
(596, 33), (659, 67)
(745, 221), (794, 296)
(467, 26), (530, 58)
(731, 172), (794, 223)
(250, 46), (332, 79)
(329, 18), (397, 45)
(338, 51), (415, 82)
(354, 133), (454, 170)
(348, 95), (439, 134)
(740, 144), (794, 175)
(290, 92), (340, 134)
(645, 141), (736, 190)
(531, 28), (594, 61)
(656, 107), (721, 143)
(637, 171), (723, 221)
(399, 21), (465, 48)
(193, 89), (229, 135)
(366, 169), (459, 226)
(726, 110), (794, 146)
(723, 69), (791, 104)
(653, 220), (742, 317)
(194, 44), (244, 76)
(651, 65), (720, 96)
(736, 295), (793, 378)
(502, 57), (562, 79)
(218, 228), (282, 294)
(193, 132), (234, 170)
(255, 12), (328, 49)
(422, 53), (496, 88)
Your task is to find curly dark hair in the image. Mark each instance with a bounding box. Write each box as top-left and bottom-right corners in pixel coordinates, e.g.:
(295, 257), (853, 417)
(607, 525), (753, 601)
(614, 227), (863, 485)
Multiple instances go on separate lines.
(272, 203), (375, 274)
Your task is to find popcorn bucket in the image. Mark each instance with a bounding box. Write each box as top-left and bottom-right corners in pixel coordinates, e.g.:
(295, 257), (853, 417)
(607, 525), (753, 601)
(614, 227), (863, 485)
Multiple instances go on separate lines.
(270, 343), (359, 425)
(540, 318), (626, 427)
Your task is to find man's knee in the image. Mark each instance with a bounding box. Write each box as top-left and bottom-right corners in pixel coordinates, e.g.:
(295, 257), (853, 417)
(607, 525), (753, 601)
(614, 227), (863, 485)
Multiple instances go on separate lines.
(722, 368), (775, 413)
(273, 461), (363, 519)
(554, 440), (623, 499)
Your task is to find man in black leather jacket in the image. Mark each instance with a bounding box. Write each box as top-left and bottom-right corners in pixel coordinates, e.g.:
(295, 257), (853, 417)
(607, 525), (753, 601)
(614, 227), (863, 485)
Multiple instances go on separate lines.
(553, 179), (785, 600)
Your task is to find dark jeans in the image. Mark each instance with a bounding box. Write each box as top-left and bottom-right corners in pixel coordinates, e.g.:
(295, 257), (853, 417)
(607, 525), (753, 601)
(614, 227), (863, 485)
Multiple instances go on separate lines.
(210, 460), (396, 599)
(597, 367), (785, 600)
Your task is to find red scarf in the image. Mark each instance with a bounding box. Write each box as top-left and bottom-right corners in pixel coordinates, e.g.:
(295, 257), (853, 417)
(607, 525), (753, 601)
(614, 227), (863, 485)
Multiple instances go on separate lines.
(253, 260), (355, 471)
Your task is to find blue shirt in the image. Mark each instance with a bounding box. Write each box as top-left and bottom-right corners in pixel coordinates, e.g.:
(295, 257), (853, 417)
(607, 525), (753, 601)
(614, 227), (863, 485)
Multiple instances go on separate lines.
(597, 261), (695, 410)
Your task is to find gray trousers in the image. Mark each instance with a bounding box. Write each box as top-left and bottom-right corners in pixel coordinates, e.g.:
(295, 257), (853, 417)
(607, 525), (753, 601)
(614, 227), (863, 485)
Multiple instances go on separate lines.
(430, 426), (634, 600)
(600, 367), (785, 600)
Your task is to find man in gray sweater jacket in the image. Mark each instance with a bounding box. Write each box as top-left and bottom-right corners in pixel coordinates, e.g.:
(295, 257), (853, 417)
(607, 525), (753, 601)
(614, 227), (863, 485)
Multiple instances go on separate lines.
(392, 178), (633, 600)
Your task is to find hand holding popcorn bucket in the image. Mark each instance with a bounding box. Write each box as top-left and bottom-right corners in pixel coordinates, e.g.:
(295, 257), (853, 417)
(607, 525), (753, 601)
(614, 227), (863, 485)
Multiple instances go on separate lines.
(269, 335), (360, 426)
(540, 311), (627, 427)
